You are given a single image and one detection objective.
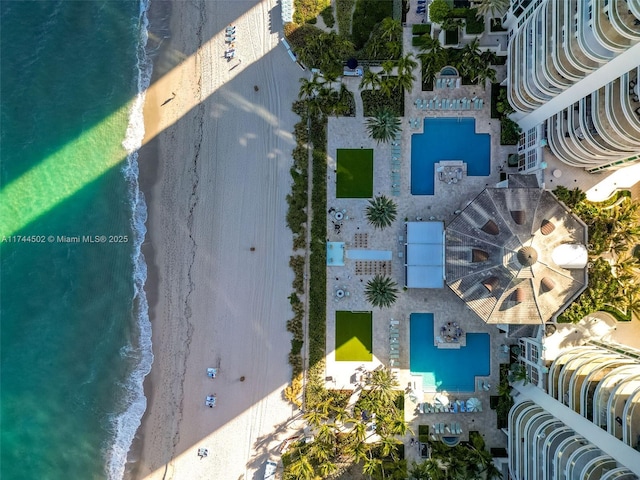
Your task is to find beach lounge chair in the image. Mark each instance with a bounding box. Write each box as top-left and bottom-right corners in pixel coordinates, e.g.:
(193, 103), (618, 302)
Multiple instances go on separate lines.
(205, 394), (217, 408)
(207, 368), (218, 378)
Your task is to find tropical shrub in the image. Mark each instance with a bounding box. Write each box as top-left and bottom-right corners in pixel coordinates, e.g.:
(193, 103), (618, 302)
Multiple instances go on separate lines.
(351, 0), (393, 49)
(500, 117), (520, 145)
(428, 0), (451, 24)
(362, 87), (404, 116)
(293, 0), (331, 24)
(320, 5), (335, 28)
(465, 8), (485, 34)
(336, 0), (356, 35)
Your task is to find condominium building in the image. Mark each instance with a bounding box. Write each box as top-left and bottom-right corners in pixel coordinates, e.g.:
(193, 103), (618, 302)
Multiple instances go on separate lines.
(503, 0), (640, 173)
(508, 341), (640, 479)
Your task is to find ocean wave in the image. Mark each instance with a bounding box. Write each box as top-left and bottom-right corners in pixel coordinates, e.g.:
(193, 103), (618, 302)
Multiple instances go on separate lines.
(106, 0), (154, 478)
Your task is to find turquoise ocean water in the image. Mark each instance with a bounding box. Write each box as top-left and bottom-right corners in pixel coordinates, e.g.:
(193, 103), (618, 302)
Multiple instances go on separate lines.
(1, 1), (152, 478)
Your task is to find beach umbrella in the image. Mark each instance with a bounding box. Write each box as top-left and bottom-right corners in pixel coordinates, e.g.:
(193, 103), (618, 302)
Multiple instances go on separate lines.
(466, 397), (481, 412)
(346, 58), (358, 69)
(434, 393), (449, 407)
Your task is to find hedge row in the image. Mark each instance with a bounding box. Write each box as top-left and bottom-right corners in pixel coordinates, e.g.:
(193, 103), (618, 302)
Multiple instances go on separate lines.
(293, 0), (331, 25)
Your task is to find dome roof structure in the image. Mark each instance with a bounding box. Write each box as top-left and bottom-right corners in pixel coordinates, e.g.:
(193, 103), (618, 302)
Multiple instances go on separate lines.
(445, 187), (588, 325)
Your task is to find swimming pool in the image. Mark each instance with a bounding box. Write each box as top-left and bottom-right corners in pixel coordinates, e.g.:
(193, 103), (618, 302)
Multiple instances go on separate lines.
(410, 313), (490, 392)
(411, 118), (491, 195)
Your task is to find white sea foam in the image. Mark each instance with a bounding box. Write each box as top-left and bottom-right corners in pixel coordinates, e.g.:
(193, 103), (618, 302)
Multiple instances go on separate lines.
(106, 0), (154, 478)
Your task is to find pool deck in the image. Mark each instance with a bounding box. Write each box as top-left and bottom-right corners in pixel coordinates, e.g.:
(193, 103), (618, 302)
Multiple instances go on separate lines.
(322, 24), (639, 461)
(325, 47), (516, 456)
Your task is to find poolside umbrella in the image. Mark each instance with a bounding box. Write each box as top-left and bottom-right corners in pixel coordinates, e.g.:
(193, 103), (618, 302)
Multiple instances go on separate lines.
(466, 397), (481, 412)
(434, 393), (449, 407)
(346, 58), (358, 69)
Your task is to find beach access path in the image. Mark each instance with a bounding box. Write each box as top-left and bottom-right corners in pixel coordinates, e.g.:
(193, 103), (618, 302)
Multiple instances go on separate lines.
(131, 1), (304, 478)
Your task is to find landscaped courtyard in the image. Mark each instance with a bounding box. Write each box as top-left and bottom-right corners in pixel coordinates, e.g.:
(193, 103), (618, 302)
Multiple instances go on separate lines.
(335, 310), (373, 361)
(336, 148), (374, 198)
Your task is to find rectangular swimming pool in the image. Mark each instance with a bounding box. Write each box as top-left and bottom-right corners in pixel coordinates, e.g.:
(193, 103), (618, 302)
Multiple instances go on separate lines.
(411, 118), (490, 195)
(410, 313), (490, 392)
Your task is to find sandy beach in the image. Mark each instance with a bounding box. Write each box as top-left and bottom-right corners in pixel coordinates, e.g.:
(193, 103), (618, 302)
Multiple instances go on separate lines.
(128, 1), (304, 478)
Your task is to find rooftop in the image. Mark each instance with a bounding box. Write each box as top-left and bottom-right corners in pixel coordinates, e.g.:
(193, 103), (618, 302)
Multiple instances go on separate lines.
(445, 184), (589, 325)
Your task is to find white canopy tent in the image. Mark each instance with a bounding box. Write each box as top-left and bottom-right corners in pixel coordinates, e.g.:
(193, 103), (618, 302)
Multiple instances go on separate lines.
(405, 222), (445, 288)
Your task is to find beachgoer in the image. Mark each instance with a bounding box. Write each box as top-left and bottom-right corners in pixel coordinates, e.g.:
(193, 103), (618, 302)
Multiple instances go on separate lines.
(254, 85), (259, 91)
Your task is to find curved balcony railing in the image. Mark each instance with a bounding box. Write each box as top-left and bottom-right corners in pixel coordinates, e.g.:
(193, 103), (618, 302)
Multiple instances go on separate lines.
(592, 0), (633, 51)
(609, 0), (640, 41)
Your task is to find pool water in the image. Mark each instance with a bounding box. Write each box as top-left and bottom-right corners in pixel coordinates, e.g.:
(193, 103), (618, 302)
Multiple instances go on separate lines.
(410, 313), (490, 392)
(411, 118), (491, 195)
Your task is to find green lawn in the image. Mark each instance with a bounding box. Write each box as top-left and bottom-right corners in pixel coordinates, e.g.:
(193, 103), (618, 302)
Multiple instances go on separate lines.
(336, 149), (373, 198)
(335, 311), (372, 361)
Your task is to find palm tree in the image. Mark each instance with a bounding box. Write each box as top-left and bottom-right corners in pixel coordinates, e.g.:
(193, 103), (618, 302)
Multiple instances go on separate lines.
(418, 36), (446, 86)
(363, 456), (382, 477)
(379, 436), (401, 460)
(360, 68), (382, 91)
(287, 455), (315, 480)
(446, 455), (468, 479)
(422, 458), (447, 480)
(303, 408), (329, 427)
(298, 73), (324, 101)
(366, 195), (398, 229)
(308, 440), (332, 463)
(395, 53), (418, 93)
(379, 17), (402, 42)
(346, 439), (369, 463)
(315, 422), (337, 445)
(368, 367), (401, 404)
(352, 419), (368, 443)
(317, 460), (337, 478)
(475, 0), (509, 19)
(365, 275), (399, 308)
(483, 462), (504, 479)
(365, 109), (401, 144)
(388, 412), (412, 437)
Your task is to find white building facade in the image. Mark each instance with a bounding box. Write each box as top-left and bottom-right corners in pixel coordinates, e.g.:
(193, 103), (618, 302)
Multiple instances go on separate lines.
(508, 342), (640, 479)
(503, 0), (640, 173)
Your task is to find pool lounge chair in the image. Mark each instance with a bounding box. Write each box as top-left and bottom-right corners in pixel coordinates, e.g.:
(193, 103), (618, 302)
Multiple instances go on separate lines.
(458, 400), (466, 412)
(452, 401), (458, 413)
(389, 353), (400, 359)
(390, 319), (399, 325)
(456, 422), (463, 434)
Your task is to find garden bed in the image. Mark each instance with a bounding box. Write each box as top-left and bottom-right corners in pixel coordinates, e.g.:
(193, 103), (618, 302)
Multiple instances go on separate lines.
(361, 87), (404, 117)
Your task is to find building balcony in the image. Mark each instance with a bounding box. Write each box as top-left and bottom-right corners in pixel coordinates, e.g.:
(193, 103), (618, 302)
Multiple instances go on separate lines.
(592, 0), (633, 51)
(609, 0), (640, 41)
